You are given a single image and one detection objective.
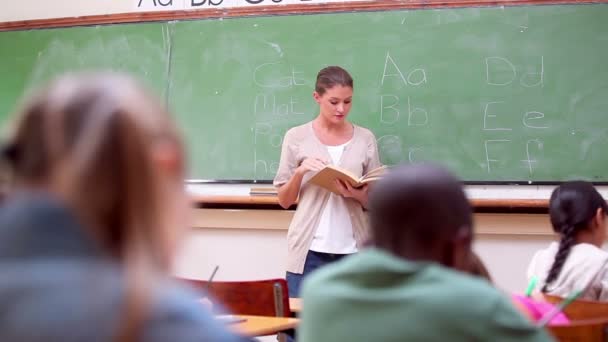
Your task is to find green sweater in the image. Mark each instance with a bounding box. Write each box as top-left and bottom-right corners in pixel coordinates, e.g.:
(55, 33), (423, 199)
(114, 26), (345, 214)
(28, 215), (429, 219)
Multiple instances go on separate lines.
(300, 249), (553, 342)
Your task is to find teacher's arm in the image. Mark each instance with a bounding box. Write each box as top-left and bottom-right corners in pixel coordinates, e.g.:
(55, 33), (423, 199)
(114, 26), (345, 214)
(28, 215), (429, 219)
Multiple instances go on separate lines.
(364, 132), (383, 174)
(277, 158), (325, 209)
(274, 130), (326, 209)
(277, 173), (303, 209)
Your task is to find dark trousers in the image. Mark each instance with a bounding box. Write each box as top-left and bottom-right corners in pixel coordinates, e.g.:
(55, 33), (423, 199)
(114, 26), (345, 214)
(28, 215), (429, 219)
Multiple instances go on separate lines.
(286, 250), (349, 298)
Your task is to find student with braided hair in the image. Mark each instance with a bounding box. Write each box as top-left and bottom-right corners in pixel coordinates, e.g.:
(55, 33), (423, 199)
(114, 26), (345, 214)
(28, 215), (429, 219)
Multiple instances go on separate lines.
(527, 181), (608, 301)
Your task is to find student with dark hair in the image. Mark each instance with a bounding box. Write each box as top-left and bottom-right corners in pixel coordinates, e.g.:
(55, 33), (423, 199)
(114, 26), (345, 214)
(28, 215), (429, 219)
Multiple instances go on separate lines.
(0, 72), (246, 342)
(528, 181), (608, 300)
(299, 164), (552, 342)
(274, 66), (381, 297)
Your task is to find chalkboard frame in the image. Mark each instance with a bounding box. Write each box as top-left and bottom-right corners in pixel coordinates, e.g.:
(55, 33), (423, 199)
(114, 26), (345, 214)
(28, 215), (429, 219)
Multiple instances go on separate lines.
(2, 0), (607, 185)
(1, 0), (603, 32)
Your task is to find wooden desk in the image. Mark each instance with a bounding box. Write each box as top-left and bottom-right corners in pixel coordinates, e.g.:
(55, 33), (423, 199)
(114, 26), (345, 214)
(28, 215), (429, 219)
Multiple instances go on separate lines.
(289, 297), (302, 314)
(228, 315), (299, 336)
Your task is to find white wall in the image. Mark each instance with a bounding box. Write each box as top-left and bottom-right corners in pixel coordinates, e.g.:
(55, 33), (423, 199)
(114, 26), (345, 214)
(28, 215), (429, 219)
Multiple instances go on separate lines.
(174, 227), (288, 280)
(173, 210), (558, 294)
(475, 235), (552, 292)
(0, 0), (131, 22)
(174, 228), (554, 294)
(0, 0), (362, 22)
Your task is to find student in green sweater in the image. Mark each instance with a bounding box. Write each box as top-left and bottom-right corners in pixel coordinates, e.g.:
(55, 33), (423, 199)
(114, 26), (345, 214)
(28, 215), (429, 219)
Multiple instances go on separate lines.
(299, 164), (553, 342)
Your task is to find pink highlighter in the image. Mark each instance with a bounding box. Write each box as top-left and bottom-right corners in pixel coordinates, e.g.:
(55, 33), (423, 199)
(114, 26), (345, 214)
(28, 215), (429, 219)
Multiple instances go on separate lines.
(512, 294), (570, 326)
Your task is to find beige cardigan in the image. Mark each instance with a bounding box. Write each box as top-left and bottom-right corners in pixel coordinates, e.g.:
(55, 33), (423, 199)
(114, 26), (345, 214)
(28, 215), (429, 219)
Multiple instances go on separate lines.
(274, 122), (382, 274)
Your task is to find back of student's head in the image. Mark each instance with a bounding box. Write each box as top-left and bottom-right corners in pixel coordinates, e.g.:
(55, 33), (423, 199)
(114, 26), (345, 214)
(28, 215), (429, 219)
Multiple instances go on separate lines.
(5, 72), (186, 266)
(542, 181), (608, 292)
(368, 163), (473, 271)
(2, 72), (188, 340)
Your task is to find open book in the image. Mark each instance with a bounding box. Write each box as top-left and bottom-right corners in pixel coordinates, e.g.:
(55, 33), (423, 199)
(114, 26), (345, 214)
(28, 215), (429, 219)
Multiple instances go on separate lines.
(309, 165), (387, 195)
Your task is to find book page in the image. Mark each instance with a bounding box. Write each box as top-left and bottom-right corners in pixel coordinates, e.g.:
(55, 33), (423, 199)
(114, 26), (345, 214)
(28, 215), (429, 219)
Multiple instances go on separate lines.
(309, 165), (361, 194)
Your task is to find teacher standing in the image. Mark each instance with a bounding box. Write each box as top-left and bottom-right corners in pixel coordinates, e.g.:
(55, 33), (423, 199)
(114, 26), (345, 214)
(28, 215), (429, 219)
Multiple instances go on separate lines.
(274, 66), (382, 297)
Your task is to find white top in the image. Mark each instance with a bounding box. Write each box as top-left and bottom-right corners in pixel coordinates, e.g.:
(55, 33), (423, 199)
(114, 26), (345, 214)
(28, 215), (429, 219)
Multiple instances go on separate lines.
(527, 242), (608, 301)
(309, 141), (357, 254)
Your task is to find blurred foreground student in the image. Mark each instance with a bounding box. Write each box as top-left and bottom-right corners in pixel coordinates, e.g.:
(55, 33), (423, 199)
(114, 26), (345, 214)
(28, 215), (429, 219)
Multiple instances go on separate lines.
(299, 164), (553, 342)
(0, 73), (246, 342)
(528, 181), (608, 301)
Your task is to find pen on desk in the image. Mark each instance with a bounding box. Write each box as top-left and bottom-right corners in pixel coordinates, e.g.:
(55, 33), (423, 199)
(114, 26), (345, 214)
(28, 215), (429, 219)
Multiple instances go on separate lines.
(207, 265), (219, 290)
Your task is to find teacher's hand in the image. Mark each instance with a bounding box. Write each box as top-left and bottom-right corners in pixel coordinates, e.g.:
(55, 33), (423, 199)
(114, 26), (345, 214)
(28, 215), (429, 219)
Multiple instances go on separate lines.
(335, 179), (369, 208)
(296, 157), (327, 175)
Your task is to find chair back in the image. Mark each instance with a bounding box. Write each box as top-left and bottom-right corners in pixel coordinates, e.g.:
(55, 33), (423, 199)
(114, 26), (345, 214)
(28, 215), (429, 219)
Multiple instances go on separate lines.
(541, 294), (608, 320)
(180, 278), (291, 317)
(547, 317), (608, 342)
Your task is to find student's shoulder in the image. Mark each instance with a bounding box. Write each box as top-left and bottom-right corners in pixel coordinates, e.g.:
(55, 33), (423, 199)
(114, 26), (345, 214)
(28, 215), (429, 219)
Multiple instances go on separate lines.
(425, 265), (501, 302)
(432, 267), (520, 312)
(576, 243), (608, 260)
(302, 249), (419, 297)
(144, 281), (246, 342)
(527, 243), (557, 275)
(434, 270), (551, 340)
(301, 252), (371, 295)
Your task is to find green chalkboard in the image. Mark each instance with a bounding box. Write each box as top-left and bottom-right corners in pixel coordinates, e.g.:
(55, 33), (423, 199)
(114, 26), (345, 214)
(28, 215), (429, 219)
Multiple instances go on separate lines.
(0, 22), (170, 127)
(2, 4), (608, 182)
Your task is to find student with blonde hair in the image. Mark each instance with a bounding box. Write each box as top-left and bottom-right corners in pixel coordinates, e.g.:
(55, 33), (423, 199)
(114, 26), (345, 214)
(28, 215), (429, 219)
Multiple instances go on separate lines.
(0, 72), (245, 341)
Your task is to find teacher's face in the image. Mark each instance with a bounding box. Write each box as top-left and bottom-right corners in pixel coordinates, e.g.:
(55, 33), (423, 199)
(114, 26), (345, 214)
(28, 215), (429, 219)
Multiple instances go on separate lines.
(314, 85), (353, 125)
